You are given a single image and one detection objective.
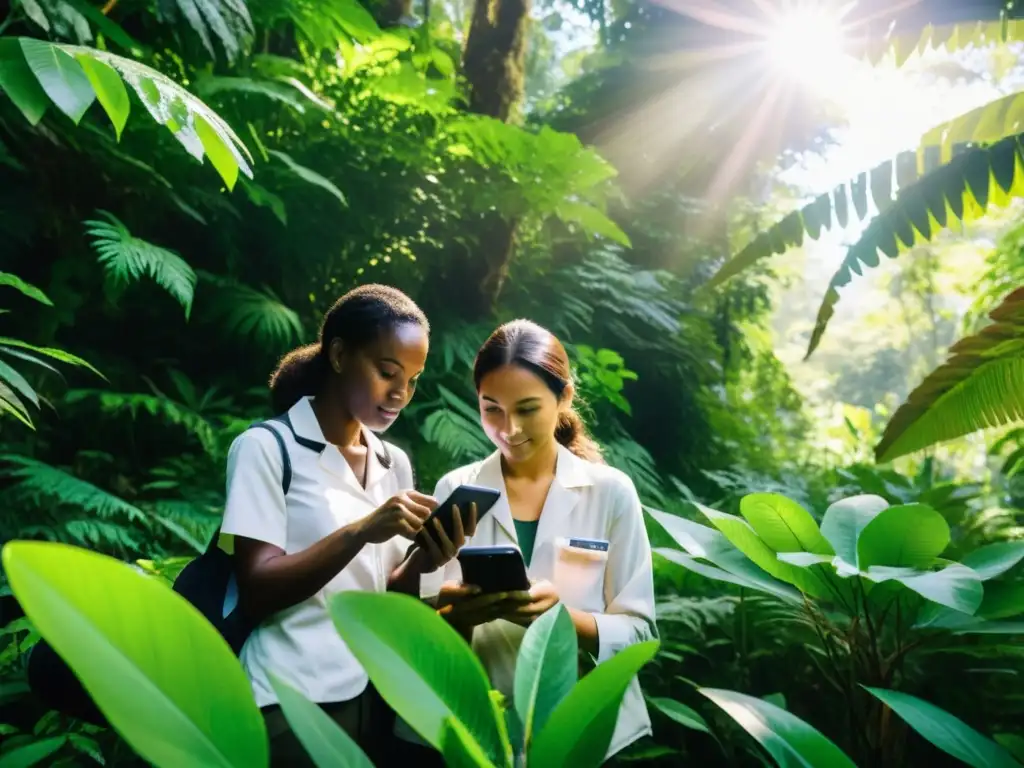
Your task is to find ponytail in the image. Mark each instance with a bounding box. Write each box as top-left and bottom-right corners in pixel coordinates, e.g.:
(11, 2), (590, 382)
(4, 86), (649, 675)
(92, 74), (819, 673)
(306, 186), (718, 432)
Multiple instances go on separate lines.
(269, 343), (327, 415)
(555, 408), (604, 464)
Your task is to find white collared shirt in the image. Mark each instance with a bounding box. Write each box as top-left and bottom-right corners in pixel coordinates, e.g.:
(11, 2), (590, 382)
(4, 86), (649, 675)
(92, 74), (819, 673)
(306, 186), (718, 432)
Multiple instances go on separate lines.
(219, 396), (415, 708)
(418, 445), (657, 759)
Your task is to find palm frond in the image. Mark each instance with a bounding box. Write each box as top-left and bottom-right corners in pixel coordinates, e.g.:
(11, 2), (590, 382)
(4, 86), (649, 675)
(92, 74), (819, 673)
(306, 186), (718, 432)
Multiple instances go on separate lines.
(63, 389), (217, 456)
(85, 211), (197, 317)
(856, 17), (1024, 66)
(0, 454), (146, 522)
(0, 38), (252, 187)
(195, 270), (304, 349)
(876, 287), (1024, 463)
(0, 321), (102, 429)
(157, 0), (254, 62)
(805, 134), (1024, 357)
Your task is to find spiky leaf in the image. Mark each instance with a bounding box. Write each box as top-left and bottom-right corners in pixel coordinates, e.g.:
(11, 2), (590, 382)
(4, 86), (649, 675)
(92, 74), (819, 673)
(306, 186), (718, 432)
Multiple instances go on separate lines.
(876, 287), (1024, 462)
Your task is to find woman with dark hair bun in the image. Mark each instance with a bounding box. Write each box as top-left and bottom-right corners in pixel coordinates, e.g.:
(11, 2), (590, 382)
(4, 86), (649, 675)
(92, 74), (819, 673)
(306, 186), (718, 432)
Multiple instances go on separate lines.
(407, 319), (656, 762)
(220, 284), (476, 766)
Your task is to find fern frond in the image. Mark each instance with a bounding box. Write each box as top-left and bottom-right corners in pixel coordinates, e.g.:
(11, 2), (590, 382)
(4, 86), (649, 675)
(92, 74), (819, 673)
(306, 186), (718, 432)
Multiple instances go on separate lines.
(85, 211), (197, 318)
(196, 271), (304, 349)
(0, 454), (145, 522)
(420, 407), (492, 463)
(877, 287), (1024, 462)
(63, 389), (217, 456)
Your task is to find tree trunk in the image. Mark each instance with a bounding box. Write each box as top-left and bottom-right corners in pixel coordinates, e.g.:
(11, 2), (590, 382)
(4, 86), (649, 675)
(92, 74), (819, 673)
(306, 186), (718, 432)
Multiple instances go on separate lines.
(462, 0), (530, 121)
(423, 0), (530, 320)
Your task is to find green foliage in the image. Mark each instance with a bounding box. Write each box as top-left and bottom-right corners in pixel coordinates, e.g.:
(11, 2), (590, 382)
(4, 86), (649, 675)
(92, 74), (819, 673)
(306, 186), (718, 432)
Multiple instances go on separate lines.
(877, 286), (1024, 463)
(267, 673), (374, 768)
(328, 591), (505, 762)
(2, 540), (268, 768)
(699, 687), (856, 768)
(85, 211), (197, 317)
(650, 490), (1024, 765)
(863, 687), (1021, 768)
(0, 38), (252, 187)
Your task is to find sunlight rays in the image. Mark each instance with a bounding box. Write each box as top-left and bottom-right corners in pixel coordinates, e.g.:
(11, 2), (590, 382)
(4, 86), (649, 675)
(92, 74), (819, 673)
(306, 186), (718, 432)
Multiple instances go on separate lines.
(589, 0), (914, 213)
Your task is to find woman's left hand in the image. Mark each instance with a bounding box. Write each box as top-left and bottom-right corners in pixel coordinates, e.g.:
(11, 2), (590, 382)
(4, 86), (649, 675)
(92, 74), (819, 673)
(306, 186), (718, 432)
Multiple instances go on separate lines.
(502, 579), (560, 627)
(410, 502), (478, 573)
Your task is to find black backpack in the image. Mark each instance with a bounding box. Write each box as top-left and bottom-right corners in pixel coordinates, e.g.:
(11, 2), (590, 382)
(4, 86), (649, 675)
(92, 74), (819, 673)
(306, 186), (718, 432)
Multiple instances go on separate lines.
(25, 417), (299, 727)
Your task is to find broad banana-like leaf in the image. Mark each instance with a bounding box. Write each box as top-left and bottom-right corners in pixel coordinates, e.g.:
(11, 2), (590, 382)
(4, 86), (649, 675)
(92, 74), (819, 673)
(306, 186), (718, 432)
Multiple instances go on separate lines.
(699, 687), (856, 768)
(0, 38), (252, 188)
(876, 286), (1024, 462)
(863, 687), (1021, 768)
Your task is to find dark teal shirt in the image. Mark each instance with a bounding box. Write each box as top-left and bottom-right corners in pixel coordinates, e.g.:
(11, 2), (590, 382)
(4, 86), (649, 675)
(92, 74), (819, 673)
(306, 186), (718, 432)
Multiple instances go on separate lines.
(513, 519), (539, 568)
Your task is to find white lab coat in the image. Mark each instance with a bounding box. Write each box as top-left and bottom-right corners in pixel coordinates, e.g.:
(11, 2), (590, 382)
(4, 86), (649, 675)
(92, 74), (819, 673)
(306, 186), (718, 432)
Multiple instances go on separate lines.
(419, 444), (657, 759)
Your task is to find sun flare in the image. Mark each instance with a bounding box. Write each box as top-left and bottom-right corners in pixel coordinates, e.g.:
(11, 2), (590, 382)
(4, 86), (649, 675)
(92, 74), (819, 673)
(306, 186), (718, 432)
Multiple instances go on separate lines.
(766, 5), (850, 91)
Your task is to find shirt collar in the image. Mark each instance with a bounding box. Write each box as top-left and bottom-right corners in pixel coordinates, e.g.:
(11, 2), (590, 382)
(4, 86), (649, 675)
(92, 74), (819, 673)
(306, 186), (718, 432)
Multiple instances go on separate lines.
(289, 396), (391, 490)
(477, 443), (593, 489)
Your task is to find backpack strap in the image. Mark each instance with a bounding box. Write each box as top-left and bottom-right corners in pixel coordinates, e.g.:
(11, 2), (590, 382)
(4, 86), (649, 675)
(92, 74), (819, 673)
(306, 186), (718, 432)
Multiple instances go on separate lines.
(206, 418), (295, 555)
(249, 419), (293, 495)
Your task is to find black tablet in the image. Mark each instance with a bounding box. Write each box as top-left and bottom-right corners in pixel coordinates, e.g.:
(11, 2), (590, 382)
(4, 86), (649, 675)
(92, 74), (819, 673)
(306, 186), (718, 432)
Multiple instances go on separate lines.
(457, 545), (531, 593)
(417, 484), (500, 548)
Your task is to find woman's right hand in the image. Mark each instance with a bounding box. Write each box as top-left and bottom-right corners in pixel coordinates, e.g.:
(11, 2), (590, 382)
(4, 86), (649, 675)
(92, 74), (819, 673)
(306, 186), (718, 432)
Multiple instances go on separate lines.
(358, 491), (437, 543)
(435, 581), (532, 629)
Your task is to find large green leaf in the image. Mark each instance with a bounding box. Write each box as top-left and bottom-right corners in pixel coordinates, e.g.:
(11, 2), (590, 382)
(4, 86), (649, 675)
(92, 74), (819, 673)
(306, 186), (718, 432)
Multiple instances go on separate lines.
(514, 604), (577, 747)
(76, 55), (130, 140)
(961, 541), (1024, 581)
(648, 697), (711, 735)
(267, 673), (372, 768)
(440, 717), (496, 768)
(0, 39), (252, 188)
(877, 287), (1024, 462)
(649, 501), (805, 600)
(328, 592), (504, 762)
(863, 687), (1021, 768)
(654, 548), (802, 604)
(698, 507), (829, 597)
(856, 504), (950, 570)
(978, 580), (1024, 620)
(0, 737), (67, 768)
(864, 563), (983, 614)
(739, 493), (832, 555)
(528, 640), (658, 768)
(0, 38), (50, 124)
(699, 687), (856, 767)
(819, 495), (890, 571)
(1, 541), (267, 768)
(19, 38), (95, 123)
